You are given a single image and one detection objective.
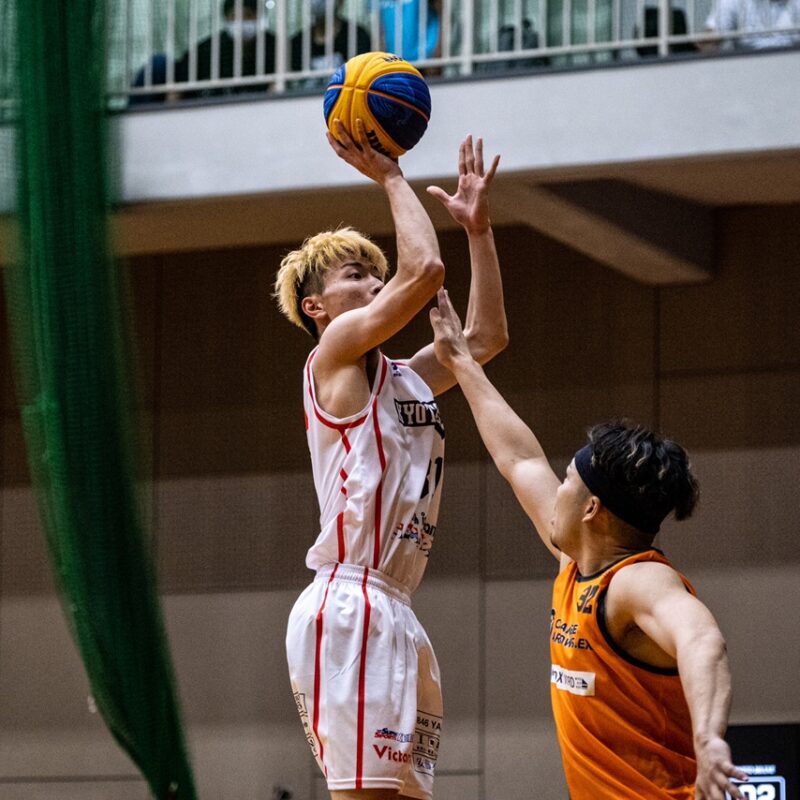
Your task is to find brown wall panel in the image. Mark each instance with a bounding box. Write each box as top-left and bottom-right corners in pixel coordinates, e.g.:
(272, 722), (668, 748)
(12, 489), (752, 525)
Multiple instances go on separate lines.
(660, 204), (800, 376)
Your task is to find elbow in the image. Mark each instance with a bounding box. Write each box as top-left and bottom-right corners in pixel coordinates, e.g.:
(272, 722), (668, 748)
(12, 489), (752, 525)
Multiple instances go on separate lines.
(467, 324), (509, 365)
(424, 258), (445, 290)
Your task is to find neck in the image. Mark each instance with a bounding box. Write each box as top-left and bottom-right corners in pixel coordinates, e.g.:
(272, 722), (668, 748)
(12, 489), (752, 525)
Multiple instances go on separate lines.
(572, 535), (649, 577)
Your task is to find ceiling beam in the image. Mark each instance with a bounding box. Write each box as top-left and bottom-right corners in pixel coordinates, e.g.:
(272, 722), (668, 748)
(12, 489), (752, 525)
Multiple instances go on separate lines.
(491, 179), (714, 285)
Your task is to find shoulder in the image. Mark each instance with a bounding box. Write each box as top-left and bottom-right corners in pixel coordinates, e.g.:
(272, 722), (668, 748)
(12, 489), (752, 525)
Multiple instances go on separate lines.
(612, 559), (683, 588)
(607, 560), (688, 611)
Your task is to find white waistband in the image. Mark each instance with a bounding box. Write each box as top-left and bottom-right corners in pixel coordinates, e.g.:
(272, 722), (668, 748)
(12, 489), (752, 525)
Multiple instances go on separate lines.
(315, 563), (412, 606)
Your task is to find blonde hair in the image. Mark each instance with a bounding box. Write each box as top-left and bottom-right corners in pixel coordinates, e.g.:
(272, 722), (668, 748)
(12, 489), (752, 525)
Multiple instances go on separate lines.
(274, 227), (390, 337)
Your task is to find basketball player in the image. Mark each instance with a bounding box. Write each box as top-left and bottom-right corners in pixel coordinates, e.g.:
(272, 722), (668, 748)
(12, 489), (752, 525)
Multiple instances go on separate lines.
(429, 290), (748, 800)
(274, 121), (507, 800)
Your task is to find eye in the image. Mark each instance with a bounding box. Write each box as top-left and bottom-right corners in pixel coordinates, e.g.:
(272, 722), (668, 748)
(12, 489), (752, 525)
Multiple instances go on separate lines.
(349, 271), (362, 279)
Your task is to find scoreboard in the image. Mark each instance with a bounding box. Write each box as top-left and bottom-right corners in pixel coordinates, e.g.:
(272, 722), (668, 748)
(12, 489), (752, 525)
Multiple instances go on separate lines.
(725, 723), (799, 800)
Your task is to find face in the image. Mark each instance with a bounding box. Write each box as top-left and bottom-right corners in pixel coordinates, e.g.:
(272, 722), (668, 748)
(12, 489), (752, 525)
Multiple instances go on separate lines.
(550, 459), (591, 554)
(315, 259), (384, 322)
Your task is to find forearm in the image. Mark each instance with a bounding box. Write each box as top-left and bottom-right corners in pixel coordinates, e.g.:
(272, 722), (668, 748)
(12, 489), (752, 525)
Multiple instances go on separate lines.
(677, 629), (733, 747)
(463, 227), (508, 362)
(450, 355), (546, 475)
(383, 174), (443, 280)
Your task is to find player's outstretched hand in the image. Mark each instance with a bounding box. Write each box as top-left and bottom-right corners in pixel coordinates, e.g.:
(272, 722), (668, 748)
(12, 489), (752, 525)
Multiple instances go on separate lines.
(327, 118), (402, 186)
(694, 736), (748, 800)
(430, 287), (472, 372)
(427, 135), (500, 235)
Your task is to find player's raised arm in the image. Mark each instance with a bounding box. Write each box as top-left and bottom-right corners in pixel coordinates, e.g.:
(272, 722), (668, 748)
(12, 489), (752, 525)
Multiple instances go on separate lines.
(430, 289), (562, 560)
(607, 564), (749, 800)
(313, 118), (444, 366)
(410, 136), (508, 396)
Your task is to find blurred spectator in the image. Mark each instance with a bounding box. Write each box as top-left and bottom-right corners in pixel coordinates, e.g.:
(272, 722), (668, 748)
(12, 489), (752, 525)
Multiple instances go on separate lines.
(380, 0), (442, 63)
(475, 18), (548, 72)
(129, 54), (169, 106)
(635, 8), (698, 57)
(704, 0), (800, 49)
(174, 0), (276, 99)
(545, 0), (614, 66)
(289, 0), (371, 89)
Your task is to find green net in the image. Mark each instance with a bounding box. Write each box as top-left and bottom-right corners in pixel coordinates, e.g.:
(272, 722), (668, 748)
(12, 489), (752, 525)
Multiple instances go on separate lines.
(3, 2), (197, 798)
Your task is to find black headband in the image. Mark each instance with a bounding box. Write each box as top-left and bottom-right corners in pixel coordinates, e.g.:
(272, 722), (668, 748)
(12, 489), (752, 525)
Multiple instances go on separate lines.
(574, 444), (667, 534)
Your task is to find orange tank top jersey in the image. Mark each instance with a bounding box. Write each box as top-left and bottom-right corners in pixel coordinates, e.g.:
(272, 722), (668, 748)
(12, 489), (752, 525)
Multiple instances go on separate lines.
(550, 549), (697, 799)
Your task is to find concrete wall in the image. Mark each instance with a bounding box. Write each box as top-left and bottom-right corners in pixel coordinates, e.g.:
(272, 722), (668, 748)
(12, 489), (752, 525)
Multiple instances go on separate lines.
(1, 203), (798, 798)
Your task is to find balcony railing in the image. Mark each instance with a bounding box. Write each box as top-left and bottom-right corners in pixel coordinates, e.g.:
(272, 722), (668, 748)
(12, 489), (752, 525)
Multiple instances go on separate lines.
(0, 0), (798, 115)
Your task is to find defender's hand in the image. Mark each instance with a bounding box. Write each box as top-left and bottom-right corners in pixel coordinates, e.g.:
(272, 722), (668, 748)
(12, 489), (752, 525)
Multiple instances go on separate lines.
(427, 135), (500, 235)
(327, 118), (402, 186)
(694, 736), (748, 800)
(430, 288), (472, 371)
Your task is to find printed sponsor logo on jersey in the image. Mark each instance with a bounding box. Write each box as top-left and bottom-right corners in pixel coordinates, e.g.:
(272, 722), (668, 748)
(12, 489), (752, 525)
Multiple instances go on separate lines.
(413, 710), (441, 776)
(550, 665), (596, 696)
(550, 617), (593, 650)
(392, 511), (436, 556)
(394, 399), (445, 438)
(374, 727), (414, 743)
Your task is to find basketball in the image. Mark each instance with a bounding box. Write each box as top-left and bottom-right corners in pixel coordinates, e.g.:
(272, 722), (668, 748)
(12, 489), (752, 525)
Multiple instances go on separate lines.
(324, 51), (432, 159)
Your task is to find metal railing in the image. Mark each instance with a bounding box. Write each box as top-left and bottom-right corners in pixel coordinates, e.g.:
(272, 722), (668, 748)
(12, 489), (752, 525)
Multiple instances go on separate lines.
(1, 0), (799, 114)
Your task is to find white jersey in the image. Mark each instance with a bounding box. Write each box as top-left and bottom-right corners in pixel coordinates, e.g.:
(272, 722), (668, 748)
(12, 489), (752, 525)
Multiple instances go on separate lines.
(303, 348), (445, 593)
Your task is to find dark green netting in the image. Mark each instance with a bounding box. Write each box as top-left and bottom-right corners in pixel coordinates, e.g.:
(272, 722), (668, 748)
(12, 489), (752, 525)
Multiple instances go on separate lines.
(3, 2), (197, 798)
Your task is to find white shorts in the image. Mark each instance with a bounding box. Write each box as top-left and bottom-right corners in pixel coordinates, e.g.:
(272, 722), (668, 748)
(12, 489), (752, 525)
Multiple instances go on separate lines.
(286, 564), (442, 799)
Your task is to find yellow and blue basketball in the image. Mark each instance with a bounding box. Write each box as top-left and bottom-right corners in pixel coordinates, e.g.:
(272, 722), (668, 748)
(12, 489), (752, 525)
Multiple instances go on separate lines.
(324, 51), (432, 159)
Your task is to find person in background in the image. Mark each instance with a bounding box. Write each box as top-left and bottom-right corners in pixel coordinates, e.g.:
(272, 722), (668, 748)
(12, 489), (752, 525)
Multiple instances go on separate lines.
(380, 0), (442, 72)
(174, 0), (276, 99)
(289, 0), (371, 90)
(703, 0), (800, 50)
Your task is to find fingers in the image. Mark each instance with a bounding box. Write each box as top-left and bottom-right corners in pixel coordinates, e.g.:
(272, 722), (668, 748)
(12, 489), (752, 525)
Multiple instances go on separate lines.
(474, 137), (484, 175)
(353, 117), (370, 151)
(333, 118), (354, 148)
(426, 185), (452, 204)
(458, 139), (466, 176)
(485, 153), (501, 183)
(464, 134), (475, 174)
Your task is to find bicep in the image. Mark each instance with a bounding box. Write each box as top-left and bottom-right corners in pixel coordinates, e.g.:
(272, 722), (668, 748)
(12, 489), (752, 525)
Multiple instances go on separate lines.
(407, 343), (458, 396)
(630, 578), (717, 659)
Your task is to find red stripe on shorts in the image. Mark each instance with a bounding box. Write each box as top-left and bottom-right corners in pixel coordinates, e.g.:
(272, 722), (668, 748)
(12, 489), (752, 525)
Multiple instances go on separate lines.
(371, 359), (389, 568)
(313, 564), (339, 773)
(355, 566), (373, 789)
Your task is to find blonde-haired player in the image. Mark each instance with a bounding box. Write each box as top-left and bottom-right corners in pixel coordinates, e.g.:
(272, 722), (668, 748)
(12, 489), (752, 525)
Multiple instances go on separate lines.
(276, 120), (507, 800)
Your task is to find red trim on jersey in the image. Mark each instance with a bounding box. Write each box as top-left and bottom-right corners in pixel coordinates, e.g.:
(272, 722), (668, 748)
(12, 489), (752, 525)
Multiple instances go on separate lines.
(371, 358), (390, 568)
(313, 564), (339, 773)
(337, 512), (345, 563)
(338, 456), (349, 561)
(355, 567), (372, 789)
(305, 352), (369, 431)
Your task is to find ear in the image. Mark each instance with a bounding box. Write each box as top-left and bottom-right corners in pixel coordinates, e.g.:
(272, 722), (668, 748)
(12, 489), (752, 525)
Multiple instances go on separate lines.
(582, 495), (602, 523)
(301, 294), (326, 321)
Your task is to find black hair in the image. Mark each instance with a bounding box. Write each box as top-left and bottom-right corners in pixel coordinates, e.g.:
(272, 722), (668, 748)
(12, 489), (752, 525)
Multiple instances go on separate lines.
(223, 0), (259, 16)
(587, 420), (699, 526)
(295, 271), (324, 340)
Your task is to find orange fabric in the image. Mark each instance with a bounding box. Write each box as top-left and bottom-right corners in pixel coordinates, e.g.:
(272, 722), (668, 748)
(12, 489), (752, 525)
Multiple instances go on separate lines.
(550, 550), (697, 799)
